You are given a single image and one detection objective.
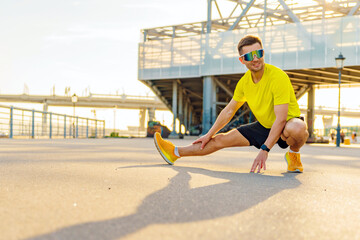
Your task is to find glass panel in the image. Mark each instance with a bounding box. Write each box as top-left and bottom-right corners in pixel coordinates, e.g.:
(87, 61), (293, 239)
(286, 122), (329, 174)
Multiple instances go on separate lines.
(138, 15), (360, 80)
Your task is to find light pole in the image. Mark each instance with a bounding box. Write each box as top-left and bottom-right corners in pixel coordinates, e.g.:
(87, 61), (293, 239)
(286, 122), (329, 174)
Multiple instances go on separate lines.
(71, 94), (78, 138)
(335, 53), (345, 147)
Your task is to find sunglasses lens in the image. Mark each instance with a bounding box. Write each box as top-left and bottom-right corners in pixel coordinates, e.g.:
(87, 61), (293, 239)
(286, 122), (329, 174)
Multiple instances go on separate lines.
(243, 53), (253, 61)
(242, 49), (264, 61)
(256, 49), (264, 59)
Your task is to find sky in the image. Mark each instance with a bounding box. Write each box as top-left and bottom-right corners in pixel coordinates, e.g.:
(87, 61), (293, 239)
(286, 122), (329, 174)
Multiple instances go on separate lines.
(0, 0), (207, 130)
(0, 0), (206, 96)
(0, 0), (359, 131)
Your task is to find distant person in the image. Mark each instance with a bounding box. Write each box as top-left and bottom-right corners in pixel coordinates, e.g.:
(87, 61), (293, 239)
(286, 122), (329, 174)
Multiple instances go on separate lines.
(355, 132), (357, 142)
(154, 35), (309, 173)
(352, 131), (357, 143)
(340, 131), (345, 143)
(330, 132), (335, 142)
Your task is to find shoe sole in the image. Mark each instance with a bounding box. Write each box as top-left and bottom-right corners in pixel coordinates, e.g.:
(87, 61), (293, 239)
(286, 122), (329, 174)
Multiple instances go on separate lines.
(154, 133), (174, 165)
(284, 154), (302, 173)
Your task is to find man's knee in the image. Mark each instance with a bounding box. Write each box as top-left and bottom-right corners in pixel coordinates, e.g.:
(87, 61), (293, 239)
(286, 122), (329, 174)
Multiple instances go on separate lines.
(212, 132), (239, 149)
(284, 119), (308, 140)
(211, 129), (249, 149)
(212, 133), (226, 149)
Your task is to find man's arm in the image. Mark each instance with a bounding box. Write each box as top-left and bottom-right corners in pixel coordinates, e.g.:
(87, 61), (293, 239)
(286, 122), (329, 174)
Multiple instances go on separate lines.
(250, 103), (288, 172)
(263, 103), (288, 149)
(193, 99), (244, 149)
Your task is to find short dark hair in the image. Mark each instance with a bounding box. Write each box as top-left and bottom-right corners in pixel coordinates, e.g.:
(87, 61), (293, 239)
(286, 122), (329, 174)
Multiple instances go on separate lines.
(237, 35), (263, 55)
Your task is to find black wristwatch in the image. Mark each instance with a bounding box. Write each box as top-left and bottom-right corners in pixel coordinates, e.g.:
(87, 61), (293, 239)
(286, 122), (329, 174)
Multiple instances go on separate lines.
(260, 144), (270, 152)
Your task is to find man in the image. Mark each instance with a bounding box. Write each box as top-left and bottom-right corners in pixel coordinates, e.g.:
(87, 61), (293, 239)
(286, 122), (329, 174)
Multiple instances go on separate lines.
(154, 35), (309, 173)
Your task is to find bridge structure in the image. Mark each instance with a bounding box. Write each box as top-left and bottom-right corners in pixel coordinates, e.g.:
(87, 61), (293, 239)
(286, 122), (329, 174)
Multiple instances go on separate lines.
(1, 93), (359, 137)
(1, 93), (359, 133)
(0, 93), (168, 132)
(138, 0), (360, 138)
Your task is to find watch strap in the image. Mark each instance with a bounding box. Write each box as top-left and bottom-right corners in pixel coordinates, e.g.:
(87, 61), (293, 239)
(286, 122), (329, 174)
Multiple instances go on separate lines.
(261, 144), (270, 152)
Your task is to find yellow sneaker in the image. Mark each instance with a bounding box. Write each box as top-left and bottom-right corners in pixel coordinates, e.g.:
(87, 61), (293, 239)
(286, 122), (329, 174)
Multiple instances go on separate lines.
(154, 132), (179, 165)
(284, 152), (303, 173)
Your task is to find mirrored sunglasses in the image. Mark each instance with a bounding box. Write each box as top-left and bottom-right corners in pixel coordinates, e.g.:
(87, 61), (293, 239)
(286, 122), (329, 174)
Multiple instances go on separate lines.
(240, 49), (264, 61)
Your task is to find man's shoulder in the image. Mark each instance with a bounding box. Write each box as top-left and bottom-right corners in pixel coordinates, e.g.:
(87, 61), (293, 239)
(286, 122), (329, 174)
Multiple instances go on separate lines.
(265, 64), (289, 81)
(265, 63), (286, 75)
(237, 70), (251, 84)
(241, 70), (251, 78)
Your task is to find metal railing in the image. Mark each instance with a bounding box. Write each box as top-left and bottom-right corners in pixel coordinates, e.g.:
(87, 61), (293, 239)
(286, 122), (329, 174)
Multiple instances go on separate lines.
(0, 104), (105, 139)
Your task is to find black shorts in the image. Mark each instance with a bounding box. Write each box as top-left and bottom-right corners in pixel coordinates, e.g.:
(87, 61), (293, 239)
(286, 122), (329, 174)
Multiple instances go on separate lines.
(237, 121), (289, 149)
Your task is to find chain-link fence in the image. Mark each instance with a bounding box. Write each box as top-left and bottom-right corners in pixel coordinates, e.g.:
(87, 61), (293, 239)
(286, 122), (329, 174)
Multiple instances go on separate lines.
(0, 105), (105, 139)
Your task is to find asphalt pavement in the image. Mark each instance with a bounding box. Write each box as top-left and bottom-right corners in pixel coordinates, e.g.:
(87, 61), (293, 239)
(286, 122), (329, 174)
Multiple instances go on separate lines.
(1, 137), (359, 240)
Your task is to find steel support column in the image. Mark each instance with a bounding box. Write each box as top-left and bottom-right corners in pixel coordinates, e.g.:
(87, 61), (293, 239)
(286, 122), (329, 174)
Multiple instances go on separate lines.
(169, 80), (179, 138)
(184, 101), (189, 134)
(207, 0), (213, 33)
(264, 0), (267, 27)
(307, 85), (315, 139)
(148, 108), (155, 122)
(202, 76), (216, 135)
(189, 109), (193, 131)
(178, 87), (183, 135)
(212, 81), (217, 123)
(171, 26), (176, 66)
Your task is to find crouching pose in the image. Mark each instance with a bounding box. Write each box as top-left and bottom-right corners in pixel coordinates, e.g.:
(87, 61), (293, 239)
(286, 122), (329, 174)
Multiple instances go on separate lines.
(154, 35), (309, 173)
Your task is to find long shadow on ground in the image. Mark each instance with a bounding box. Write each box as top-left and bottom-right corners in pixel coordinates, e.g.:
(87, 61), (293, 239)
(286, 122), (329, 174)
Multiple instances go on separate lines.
(27, 165), (301, 240)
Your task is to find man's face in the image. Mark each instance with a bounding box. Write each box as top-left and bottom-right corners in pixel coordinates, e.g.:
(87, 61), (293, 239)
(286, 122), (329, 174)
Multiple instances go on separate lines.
(239, 43), (265, 73)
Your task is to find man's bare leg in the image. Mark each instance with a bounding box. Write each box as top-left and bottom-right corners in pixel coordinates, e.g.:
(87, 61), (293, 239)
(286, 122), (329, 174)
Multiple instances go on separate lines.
(281, 118), (309, 152)
(178, 129), (250, 157)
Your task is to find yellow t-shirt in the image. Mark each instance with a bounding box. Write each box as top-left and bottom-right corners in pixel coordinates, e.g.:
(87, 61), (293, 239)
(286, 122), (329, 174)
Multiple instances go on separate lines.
(233, 63), (301, 129)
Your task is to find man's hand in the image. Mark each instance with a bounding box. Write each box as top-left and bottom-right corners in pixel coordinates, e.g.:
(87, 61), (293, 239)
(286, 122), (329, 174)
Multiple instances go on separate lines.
(192, 134), (212, 150)
(250, 150), (268, 173)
